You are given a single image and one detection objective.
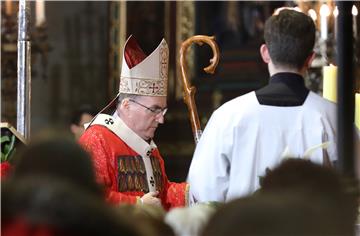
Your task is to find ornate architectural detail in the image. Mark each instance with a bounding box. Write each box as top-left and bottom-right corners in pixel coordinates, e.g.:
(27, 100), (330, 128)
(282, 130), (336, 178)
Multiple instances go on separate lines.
(176, 1), (195, 100)
(160, 40), (169, 82)
(108, 2), (127, 97)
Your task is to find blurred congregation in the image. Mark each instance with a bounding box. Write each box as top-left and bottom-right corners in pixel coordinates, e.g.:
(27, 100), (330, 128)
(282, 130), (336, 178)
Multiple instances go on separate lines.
(2, 137), (358, 235)
(1, 1), (360, 236)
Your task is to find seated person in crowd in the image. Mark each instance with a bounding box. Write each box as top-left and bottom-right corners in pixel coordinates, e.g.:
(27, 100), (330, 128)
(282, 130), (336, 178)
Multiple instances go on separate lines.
(2, 177), (139, 236)
(203, 158), (357, 236)
(70, 104), (97, 140)
(10, 137), (103, 198)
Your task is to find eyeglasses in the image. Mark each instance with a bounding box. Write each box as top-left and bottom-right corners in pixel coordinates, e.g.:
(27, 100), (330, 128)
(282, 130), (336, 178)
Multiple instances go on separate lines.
(129, 99), (168, 116)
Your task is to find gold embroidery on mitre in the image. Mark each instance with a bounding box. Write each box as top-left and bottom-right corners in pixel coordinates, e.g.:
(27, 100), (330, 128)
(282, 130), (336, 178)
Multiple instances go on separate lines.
(119, 77), (166, 96)
(118, 40), (168, 96)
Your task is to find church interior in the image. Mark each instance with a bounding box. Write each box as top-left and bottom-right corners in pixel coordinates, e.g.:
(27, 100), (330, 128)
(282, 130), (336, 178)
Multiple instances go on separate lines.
(1, 1), (360, 234)
(2, 1), (358, 181)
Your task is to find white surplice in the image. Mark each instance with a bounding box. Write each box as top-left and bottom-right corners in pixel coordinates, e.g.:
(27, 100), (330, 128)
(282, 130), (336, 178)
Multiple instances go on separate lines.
(187, 91), (337, 203)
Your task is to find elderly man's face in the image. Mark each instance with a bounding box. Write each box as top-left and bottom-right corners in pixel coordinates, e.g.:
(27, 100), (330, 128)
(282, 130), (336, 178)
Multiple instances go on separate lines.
(123, 96), (167, 141)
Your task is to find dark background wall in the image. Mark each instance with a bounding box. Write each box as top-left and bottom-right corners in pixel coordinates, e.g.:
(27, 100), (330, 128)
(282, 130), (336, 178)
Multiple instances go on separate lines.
(1, 1), (109, 133)
(32, 1), (109, 131)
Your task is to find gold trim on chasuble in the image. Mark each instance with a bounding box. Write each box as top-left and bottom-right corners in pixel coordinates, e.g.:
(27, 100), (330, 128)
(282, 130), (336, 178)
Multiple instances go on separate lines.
(117, 155), (163, 193)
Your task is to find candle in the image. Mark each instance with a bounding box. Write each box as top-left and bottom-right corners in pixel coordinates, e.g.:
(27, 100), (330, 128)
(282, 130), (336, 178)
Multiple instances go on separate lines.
(308, 9), (317, 22)
(352, 5), (358, 39)
(320, 4), (330, 40)
(323, 65), (337, 103)
(356, 93), (360, 130)
(5, 0), (12, 16)
(36, 0), (46, 27)
(333, 6), (338, 41)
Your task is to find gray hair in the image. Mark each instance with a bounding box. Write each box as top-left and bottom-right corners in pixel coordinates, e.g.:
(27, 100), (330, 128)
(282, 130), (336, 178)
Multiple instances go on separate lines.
(117, 93), (141, 104)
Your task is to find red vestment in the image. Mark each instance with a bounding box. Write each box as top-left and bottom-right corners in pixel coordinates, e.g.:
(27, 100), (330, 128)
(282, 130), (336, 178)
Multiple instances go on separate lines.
(79, 117), (188, 210)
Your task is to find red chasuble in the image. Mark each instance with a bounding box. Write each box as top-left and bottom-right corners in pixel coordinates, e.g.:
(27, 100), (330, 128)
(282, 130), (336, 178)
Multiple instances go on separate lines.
(79, 115), (188, 210)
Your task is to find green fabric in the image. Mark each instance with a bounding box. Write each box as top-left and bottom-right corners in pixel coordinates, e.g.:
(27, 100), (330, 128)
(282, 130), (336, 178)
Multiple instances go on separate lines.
(1, 134), (16, 162)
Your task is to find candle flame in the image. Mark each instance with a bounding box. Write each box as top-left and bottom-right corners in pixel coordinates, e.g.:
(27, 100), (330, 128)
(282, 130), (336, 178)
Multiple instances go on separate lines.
(352, 5), (358, 16)
(333, 6), (339, 17)
(320, 4), (330, 17)
(308, 9), (317, 21)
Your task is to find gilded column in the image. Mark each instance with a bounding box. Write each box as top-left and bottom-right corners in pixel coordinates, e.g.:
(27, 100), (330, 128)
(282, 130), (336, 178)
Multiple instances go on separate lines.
(176, 1), (195, 100)
(108, 1), (127, 97)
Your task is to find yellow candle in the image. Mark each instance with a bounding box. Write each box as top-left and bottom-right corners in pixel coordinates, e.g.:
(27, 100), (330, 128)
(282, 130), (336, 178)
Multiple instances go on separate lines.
(36, 0), (46, 27)
(323, 65), (337, 103)
(355, 93), (360, 130)
(5, 0), (12, 16)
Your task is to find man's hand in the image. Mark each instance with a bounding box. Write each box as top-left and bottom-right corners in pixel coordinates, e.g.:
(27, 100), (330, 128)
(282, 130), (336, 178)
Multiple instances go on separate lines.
(141, 191), (161, 206)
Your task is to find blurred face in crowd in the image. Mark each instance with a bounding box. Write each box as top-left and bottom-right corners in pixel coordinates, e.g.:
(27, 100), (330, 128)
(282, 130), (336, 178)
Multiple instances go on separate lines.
(71, 113), (94, 140)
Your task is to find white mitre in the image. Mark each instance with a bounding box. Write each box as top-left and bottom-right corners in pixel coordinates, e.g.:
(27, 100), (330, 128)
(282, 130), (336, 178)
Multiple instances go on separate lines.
(88, 35), (169, 119)
(119, 35), (169, 96)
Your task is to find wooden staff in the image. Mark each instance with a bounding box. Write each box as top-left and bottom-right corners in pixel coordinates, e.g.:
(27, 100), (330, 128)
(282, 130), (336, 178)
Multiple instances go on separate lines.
(179, 35), (220, 144)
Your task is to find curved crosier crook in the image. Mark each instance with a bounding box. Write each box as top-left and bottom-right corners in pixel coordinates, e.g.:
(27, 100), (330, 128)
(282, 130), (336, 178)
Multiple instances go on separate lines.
(179, 35), (220, 144)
